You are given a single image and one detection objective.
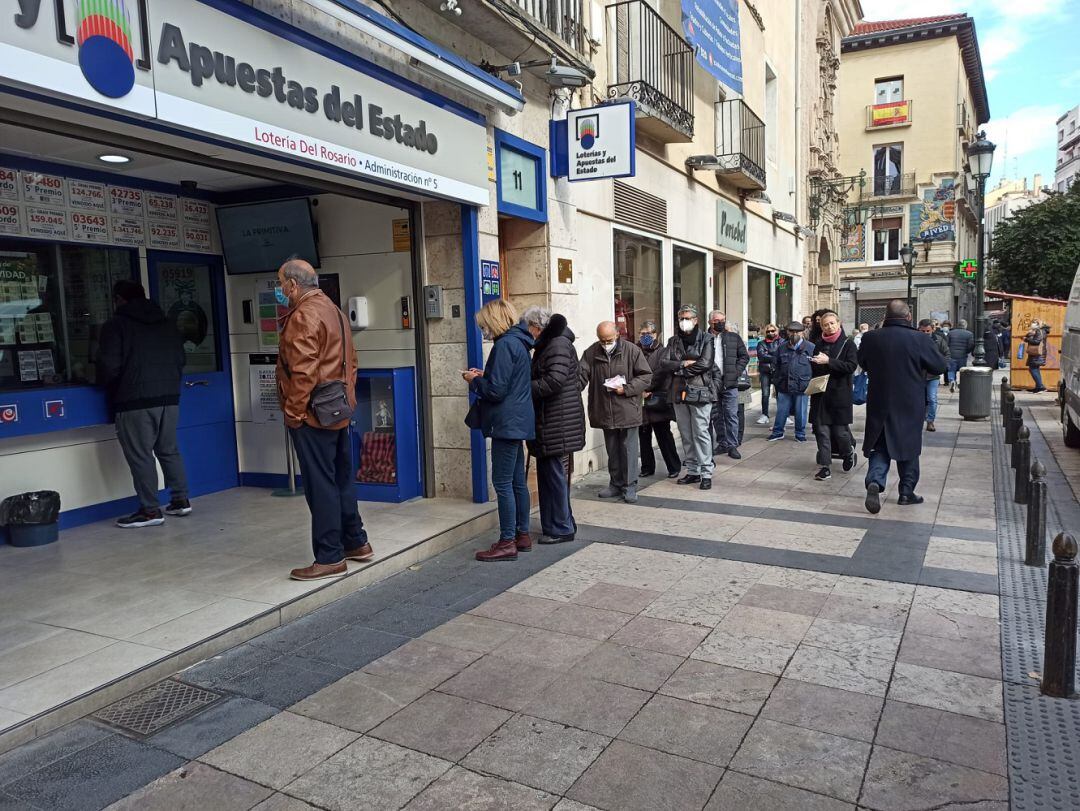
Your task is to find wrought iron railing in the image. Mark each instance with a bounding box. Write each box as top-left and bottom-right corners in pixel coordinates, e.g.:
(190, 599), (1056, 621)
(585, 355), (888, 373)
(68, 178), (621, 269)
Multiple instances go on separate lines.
(715, 99), (766, 188)
(512, 0), (587, 53)
(606, 0), (694, 139)
(869, 171), (916, 197)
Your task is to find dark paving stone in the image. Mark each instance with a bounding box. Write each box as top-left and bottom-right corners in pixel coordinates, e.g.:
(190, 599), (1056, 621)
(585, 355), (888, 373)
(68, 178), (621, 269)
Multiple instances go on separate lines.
(618, 694), (752, 767)
(875, 701), (1007, 776)
(568, 739), (722, 811)
(609, 616), (710, 656)
(571, 642), (683, 692)
(0, 790), (39, 810)
(410, 577), (500, 611)
(3, 735), (183, 811)
(218, 655), (348, 709)
(898, 632), (1002, 680)
(369, 691), (511, 762)
(818, 595), (909, 631)
(362, 602), (461, 638)
(146, 696), (278, 760)
(0, 720), (111, 788)
(523, 673), (650, 737)
(760, 679), (883, 743)
(859, 745), (1008, 810)
(181, 644), (280, 689)
(292, 624), (410, 670)
(446, 588), (501, 613)
(660, 659), (777, 716)
(738, 584), (830, 617)
(919, 567), (999, 595)
(572, 582), (661, 615)
(706, 770), (855, 811)
(931, 524), (997, 543)
(246, 610), (349, 654)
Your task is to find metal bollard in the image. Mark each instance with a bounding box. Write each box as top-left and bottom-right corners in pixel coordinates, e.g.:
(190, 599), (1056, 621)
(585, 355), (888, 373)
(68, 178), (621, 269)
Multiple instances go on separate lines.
(1007, 406), (1023, 445)
(1041, 532), (1078, 699)
(1015, 427), (1031, 504)
(1003, 391), (1015, 431)
(1012, 424), (1023, 469)
(1026, 460), (1048, 566)
(1001, 378), (1011, 419)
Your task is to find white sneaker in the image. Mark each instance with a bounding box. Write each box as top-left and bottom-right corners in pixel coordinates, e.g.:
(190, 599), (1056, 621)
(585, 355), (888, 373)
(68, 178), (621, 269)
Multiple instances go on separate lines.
(756, 415), (769, 425)
(787, 416), (794, 424)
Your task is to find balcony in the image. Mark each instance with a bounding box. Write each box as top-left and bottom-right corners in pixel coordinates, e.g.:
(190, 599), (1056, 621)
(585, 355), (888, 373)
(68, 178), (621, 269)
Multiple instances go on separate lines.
(606, 0), (694, 142)
(867, 172), (916, 198)
(866, 100), (912, 130)
(512, 0), (587, 53)
(714, 99), (766, 190)
(956, 101), (973, 139)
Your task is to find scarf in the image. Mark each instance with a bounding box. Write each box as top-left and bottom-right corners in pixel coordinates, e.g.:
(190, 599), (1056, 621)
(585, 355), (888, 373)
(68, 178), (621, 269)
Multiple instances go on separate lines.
(821, 330), (842, 344)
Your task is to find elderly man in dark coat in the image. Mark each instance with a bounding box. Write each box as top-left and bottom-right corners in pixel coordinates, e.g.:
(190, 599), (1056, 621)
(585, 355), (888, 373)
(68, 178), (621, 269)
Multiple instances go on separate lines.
(523, 307), (586, 544)
(858, 300), (948, 513)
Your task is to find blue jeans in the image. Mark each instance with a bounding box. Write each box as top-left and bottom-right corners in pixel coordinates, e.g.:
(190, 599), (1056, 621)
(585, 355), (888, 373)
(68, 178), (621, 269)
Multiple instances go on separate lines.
(491, 438), (529, 541)
(759, 373), (773, 417)
(770, 392), (807, 440)
(865, 434), (920, 497)
(1029, 365), (1045, 390)
(710, 387), (740, 452)
(925, 379), (939, 422)
(947, 359), (963, 383)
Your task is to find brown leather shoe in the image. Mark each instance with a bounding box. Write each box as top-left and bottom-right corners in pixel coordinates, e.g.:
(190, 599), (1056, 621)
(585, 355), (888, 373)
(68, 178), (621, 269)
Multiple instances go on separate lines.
(343, 542), (375, 562)
(514, 532), (533, 553)
(926, 421), (936, 432)
(476, 540), (518, 562)
(289, 561), (348, 581)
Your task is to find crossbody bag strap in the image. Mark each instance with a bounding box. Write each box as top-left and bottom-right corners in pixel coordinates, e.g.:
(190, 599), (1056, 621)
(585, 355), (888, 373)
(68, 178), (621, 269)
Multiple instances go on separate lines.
(336, 309), (350, 382)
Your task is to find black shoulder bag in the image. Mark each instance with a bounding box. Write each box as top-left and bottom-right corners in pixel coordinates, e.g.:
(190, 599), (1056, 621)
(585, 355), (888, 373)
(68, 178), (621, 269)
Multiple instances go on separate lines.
(308, 310), (356, 426)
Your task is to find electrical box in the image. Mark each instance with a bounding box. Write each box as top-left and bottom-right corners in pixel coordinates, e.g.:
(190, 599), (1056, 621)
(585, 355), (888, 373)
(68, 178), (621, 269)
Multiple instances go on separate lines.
(423, 285), (444, 319)
(400, 296), (412, 329)
(347, 296), (369, 330)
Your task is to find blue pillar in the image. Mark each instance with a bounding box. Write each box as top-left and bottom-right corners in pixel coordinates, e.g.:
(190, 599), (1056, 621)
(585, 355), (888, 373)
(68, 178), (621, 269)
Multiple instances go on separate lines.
(461, 205), (488, 503)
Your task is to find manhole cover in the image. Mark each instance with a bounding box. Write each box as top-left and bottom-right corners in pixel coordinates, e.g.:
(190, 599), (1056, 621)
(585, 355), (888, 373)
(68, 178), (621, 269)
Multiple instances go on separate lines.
(93, 678), (221, 737)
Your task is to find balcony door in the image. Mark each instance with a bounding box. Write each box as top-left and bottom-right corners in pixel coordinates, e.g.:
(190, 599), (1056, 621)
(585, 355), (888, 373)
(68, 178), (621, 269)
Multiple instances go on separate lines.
(873, 144), (903, 195)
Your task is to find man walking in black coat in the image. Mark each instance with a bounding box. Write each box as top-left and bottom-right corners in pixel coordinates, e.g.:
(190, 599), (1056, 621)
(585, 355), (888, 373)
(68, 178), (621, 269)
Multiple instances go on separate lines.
(858, 300), (948, 513)
(946, 319), (974, 392)
(707, 310), (750, 459)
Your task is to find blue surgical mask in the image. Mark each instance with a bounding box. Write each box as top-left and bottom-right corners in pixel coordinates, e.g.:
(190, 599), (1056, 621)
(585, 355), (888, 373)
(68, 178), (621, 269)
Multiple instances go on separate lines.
(639, 334), (654, 347)
(274, 286), (290, 307)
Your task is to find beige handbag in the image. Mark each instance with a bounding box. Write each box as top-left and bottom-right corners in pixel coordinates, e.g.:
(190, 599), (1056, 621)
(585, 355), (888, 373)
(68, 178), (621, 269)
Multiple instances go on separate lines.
(805, 375), (830, 396)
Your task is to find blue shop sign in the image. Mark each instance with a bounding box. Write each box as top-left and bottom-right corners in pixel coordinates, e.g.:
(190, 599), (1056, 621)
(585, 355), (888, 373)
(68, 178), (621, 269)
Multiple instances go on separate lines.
(681, 0), (743, 94)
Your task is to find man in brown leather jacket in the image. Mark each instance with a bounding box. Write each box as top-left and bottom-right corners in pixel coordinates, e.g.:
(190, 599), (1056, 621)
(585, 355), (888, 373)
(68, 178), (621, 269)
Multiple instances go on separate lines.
(276, 258), (374, 580)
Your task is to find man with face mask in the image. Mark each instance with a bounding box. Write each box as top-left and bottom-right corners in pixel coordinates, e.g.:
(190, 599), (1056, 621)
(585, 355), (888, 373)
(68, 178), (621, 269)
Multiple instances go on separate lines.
(767, 322), (815, 442)
(706, 309), (749, 459)
(579, 320), (653, 502)
(659, 305), (716, 488)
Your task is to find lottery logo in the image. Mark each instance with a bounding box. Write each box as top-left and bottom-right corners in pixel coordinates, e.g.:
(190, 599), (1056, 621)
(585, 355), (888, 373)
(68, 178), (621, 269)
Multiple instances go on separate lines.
(77, 1), (137, 98)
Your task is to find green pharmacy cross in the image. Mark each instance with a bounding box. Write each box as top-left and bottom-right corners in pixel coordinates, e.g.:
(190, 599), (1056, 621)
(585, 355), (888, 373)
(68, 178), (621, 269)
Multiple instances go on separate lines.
(958, 260), (978, 280)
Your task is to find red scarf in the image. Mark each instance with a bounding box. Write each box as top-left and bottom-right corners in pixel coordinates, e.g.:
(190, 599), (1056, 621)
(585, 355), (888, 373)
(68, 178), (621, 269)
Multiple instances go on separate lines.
(821, 330), (842, 344)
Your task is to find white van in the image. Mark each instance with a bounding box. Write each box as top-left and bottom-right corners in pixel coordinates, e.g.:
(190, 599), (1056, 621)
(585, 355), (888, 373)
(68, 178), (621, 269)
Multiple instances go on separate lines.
(1060, 261), (1080, 446)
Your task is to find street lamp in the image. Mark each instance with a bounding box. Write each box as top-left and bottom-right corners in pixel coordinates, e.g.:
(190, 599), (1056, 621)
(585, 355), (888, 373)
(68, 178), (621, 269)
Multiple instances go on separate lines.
(900, 243), (917, 315)
(967, 131), (996, 366)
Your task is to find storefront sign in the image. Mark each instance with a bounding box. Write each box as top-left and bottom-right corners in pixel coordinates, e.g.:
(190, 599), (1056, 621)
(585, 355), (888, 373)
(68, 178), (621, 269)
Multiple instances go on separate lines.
(69, 212), (110, 243)
(249, 361), (283, 423)
(392, 218), (410, 252)
(22, 172), (66, 206)
(147, 193), (179, 222)
(958, 259), (978, 280)
(0, 169), (17, 201)
(109, 187), (145, 218)
(67, 180), (107, 212)
(25, 206), (68, 239)
(148, 221), (181, 249)
(0, 203), (21, 235)
(681, 0), (743, 94)
(563, 103), (636, 182)
(183, 225), (213, 253)
(716, 198), (747, 253)
(110, 216), (146, 247)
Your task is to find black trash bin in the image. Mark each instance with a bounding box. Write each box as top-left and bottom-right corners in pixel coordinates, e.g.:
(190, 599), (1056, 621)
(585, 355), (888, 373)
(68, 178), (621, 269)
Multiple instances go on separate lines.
(0, 491), (61, 547)
(959, 366), (993, 421)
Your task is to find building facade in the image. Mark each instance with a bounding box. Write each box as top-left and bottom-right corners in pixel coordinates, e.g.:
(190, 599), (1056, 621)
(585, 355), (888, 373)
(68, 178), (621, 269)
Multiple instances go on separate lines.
(835, 14), (989, 328)
(1056, 105), (1080, 193)
(984, 175), (1048, 257)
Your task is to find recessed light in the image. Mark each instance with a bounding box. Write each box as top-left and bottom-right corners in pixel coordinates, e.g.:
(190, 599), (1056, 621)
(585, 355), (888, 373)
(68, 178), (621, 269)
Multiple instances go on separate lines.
(97, 154), (131, 164)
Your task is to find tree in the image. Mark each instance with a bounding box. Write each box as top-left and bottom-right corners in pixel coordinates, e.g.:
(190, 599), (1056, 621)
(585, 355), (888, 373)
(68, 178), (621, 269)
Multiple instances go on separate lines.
(989, 182), (1080, 299)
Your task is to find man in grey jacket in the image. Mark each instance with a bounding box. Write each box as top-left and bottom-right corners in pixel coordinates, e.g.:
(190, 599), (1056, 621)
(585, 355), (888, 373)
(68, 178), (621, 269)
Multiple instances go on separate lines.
(580, 321), (652, 503)
(946, 319), (974, 392)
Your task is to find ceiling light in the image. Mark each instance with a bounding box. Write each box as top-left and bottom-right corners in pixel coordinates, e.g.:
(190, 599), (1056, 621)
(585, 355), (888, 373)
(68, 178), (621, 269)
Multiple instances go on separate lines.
(97, 154), (131, 164)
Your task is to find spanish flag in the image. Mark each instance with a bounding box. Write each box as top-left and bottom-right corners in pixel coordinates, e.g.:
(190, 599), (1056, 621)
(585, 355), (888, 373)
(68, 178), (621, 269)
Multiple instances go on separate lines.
(871, 101), (910, 126)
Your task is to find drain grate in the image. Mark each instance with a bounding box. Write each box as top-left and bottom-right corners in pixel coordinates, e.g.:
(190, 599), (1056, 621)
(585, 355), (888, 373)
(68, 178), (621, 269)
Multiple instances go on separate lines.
(93, 678), (221, 737)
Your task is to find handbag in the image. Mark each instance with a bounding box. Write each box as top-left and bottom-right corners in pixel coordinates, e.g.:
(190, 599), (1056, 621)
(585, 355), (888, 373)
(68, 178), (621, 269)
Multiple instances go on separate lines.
(644, 391), (668, 410)
(464, 398), (483, 428)
(736, 370), (752, 391)
(853, 372), (868, 405)
(805, 374), (830, 396)
(308, 311), (356, 427)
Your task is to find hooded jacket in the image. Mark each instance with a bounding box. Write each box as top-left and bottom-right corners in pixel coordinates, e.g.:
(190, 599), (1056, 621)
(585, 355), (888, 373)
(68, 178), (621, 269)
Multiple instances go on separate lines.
(471, 322), (535, 440)
(97, 297), (186, 414)
(528, 314), (586, 457)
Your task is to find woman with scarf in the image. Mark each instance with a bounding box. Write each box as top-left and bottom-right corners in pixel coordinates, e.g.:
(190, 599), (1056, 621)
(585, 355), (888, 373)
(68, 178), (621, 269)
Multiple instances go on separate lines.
(810, 311), (859, 481)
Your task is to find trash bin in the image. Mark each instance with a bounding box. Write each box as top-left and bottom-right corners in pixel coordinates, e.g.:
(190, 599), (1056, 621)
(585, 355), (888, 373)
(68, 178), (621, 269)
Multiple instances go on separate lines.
(0, 491), (61, 547)
(959, 366), (993, 421)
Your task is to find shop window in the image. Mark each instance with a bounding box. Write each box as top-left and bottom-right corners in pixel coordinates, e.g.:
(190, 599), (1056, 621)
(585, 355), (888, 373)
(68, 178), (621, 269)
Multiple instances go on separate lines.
(874, 77), (903, 105)
(613, 230), (662, 340)
(673, 246), (707, 320)
(775, 273), (794, 327)
(872, 217), (902, 263)
(747, 267), (772, 335)
(355, 375), (397, 484)
(0, 239), (136, 391)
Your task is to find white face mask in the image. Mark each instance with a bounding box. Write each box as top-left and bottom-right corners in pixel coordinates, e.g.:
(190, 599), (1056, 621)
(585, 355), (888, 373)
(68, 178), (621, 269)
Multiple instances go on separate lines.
(602, 340), (617, 354)
(679, 319), (695, 333)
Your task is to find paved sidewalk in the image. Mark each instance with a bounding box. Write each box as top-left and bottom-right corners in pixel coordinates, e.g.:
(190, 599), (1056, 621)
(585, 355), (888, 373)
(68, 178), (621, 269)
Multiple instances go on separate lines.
(0, 388), (1019, 810)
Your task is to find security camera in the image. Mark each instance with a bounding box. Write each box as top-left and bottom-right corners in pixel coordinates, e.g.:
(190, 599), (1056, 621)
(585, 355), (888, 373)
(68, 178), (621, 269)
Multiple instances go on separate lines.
(180, 180), (198, 192)
(544, 56), (588, 88)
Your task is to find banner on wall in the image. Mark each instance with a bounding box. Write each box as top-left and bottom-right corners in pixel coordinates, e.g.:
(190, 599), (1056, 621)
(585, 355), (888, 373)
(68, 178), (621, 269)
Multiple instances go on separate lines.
(681, 0), (743, 94)
(909, 179), (957, 243)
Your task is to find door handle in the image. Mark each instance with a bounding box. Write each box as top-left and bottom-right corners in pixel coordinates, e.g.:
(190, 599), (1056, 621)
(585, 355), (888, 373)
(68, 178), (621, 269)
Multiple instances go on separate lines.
(184, 380), (210, 388)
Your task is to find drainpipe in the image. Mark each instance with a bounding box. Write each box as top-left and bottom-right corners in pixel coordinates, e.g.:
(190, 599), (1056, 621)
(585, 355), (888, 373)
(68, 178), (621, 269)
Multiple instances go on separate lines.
(794, 0), (802, 309)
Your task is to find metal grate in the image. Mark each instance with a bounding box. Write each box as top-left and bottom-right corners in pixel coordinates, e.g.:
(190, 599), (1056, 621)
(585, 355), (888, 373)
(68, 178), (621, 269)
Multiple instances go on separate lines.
(93, 679), (221, 737)
(613, 181), (667, 234)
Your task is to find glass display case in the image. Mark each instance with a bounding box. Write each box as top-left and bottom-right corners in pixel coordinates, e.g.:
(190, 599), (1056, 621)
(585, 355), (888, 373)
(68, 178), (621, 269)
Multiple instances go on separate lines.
(352, 367), (421, 502)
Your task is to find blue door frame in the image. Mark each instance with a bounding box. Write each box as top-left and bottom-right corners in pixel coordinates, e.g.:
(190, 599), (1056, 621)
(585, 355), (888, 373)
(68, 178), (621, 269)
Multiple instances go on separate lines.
(461, 205), (488, 504)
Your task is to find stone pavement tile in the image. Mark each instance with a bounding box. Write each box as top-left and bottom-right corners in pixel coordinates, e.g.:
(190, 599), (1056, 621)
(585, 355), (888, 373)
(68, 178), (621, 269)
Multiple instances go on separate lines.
(463, 715), (608, 795)
(285, 736), (450, 810)
(571, 641), (683, 691)
(0, 720), (111, 787)
(468, 592), (563, 625)
(491, 627), (601, 669)
(641, 588), (742, 627)
(801, 618), (902, 660)
(524, 673), (650, 737)
(369, 691), (511, 762)
(148, 696), (278, 760)
(717, 605), (814, 645)
(532, 603), (633, 641)
(905, 606), (1000, 644)
(609, 616), (710, 657)
(875, 701), (1007, 776)
(177, 644), (281, 690)
(888, 663), (1003, 722)
(618, 694), (752, 767)
(858, 746), (1008, 811)
(2, 734), (184, 811)
(553, 800), (601, 811)
(246, 610), (348, 655)
(730, 719), (871, 802)
(418, 614), (523, 653)
(737, 583), (829, 617)
(291, 624), (409, 671)
(830, 576), (915, 605)
(359, 602), (461, 639)
(105, 761), (272, 810)
(784, 646), (893, 697)
(912, 585), (999, 619)
(761, 679), (883, 743)
(660, 659), (777, 715)
(439, 654), (562, 712)
(218, 655), (349, 709)
(818, 595), (909, 630)
(251, 794), (320, 811)
(927, 537), (998, 558)
(200, 711), (358, 790)
(705, 771), (855, 811)
(508, 569), (598, 603)
(692, 628), (797, 676)
(361, 639), (482, 689)
(571, 583), (660, 614)
(897, 631), (1001, 680)
(567, 740), (722, 811)
(289, 672), (428, 734)
(757, 567), (839, 594)
(403, 766), (556, 810)
(922, 550), (998, 575)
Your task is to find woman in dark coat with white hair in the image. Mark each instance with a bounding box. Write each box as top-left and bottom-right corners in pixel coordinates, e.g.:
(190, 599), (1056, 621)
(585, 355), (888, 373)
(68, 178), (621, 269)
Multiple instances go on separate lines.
(523, 306), (585, 543)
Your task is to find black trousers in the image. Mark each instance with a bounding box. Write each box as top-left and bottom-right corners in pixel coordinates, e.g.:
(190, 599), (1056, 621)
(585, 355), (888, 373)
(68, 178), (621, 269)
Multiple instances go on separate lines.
(814, 421), (853, 467)
(639, 420), (681, 475)
(290, 424), (368, 564)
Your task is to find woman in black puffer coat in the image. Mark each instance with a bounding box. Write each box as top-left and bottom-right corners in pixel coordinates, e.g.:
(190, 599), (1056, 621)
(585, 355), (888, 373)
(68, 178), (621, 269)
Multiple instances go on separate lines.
(524, 307), (586, 543)
(637, 320), (680, 478)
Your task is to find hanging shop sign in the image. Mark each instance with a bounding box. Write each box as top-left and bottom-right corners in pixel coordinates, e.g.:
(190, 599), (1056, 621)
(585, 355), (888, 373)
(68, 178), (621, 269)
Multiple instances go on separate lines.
(2, 0), (489, 206)
(716, 198), (747, 253)
(681, 0), (743, 94)
(958, 260), (978, 280)
(551, 103), (636, 182)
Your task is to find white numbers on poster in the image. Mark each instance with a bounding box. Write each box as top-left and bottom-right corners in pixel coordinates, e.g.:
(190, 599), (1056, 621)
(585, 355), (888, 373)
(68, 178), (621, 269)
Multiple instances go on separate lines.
(146, 192), (178, 222)
(109, 186), (145, 217)
(22, 172), (66, 205)
(67, 179), (107, 212)
(69, 211), (109, 243)
(25, 206), (69, 239)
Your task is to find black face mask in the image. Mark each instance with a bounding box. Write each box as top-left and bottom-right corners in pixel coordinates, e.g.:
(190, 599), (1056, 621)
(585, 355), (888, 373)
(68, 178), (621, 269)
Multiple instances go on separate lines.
(711, 321), (725, 332)
(788, 333), (801, 345)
